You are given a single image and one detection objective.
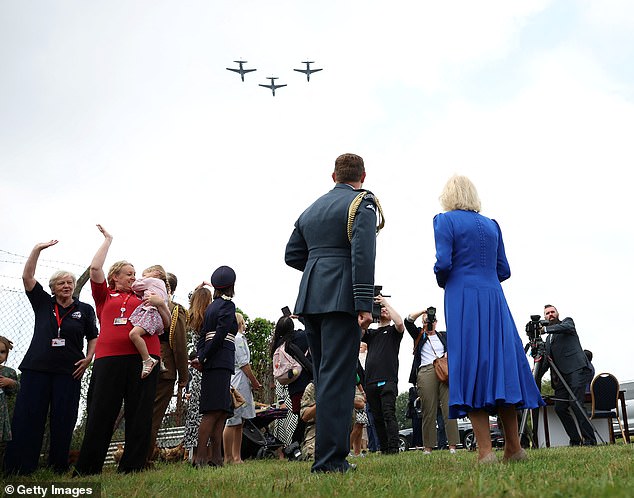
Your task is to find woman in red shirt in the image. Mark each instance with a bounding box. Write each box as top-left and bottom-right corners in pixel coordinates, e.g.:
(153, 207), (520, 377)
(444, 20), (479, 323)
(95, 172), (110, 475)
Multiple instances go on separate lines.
(74, 225), (170, 475)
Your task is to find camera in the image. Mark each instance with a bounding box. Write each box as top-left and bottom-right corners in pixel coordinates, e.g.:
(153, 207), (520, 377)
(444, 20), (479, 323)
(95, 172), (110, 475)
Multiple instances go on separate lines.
(283, 441), (302, 460)
(371, 285), (391, 321)
(525, 314), (549, 339)
(424, 306), (436, 331)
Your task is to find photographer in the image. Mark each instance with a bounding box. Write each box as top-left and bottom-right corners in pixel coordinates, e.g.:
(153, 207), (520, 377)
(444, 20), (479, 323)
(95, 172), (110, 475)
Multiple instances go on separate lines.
(540, 305), (596, 446)
(405, 307), (458, 454)
(361, 294), (404, 454)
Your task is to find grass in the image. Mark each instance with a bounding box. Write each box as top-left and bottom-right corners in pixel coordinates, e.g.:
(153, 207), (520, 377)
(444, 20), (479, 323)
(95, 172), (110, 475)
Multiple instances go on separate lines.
(5, 445), (633, 498)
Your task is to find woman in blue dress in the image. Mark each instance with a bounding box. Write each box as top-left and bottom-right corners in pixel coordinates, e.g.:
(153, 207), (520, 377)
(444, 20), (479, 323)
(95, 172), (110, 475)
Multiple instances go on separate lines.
(433, 175), (544, 464)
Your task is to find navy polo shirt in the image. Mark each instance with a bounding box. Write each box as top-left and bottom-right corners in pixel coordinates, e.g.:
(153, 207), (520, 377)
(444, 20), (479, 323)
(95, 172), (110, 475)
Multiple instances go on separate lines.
(20, 282), (98, 375)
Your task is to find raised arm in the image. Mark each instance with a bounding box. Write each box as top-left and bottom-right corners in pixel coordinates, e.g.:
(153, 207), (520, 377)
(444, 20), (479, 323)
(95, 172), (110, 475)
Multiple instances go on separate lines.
(90, 224), (113, 284)
(23, 240), (59, 292)
(375, 295), (404, 332)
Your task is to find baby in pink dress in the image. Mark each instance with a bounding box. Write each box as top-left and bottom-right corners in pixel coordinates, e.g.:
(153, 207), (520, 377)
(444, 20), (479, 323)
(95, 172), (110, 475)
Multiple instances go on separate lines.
(128, 266), (169, 378)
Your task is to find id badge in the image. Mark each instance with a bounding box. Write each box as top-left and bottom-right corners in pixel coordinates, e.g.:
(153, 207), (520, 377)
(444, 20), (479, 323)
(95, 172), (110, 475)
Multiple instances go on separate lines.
(114, 317), (128, 325)
(52, 338), (66, 347)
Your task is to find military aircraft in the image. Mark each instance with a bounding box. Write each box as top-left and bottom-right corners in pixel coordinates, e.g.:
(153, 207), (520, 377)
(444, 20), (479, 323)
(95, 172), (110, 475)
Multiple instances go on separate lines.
(293, 61), (323, 81)
(259, 77), (287, 97)
(226, 60), (256, 82)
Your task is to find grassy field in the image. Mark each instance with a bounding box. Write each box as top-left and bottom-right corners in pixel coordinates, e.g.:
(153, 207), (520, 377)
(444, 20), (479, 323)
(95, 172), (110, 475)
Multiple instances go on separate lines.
(5, 444), (633, 498)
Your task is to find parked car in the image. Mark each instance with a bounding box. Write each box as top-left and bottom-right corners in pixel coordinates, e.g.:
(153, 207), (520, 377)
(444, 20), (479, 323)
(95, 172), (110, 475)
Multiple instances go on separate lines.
(398, 417), (504, 451)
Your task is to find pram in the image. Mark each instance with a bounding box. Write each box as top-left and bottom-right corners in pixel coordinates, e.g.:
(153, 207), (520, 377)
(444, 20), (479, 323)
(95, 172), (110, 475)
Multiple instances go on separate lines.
(241, 407), (288, 459)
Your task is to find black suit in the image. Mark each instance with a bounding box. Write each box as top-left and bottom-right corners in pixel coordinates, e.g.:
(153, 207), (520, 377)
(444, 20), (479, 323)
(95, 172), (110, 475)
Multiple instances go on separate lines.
(544, 317), (595, 445)
(285, 183), (377, 472)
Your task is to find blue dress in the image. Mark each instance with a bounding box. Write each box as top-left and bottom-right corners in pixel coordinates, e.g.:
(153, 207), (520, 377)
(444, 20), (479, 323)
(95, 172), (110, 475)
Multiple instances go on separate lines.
(433, 210), (545, 419)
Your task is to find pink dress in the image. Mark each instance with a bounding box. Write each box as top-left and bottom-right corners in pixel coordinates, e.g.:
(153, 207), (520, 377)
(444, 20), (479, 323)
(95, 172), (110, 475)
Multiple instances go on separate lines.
(128, 277), (168, 336)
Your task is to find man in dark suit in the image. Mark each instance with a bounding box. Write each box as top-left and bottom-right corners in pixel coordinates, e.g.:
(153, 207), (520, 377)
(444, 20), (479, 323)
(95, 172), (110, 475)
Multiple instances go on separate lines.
(285, 153), (381, 473)
(542, 304), (596, 446)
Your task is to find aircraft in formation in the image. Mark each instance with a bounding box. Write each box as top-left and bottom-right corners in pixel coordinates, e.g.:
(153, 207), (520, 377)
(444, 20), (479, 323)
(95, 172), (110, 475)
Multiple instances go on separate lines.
(258, 77), (287, 97)
(227, 60), (322, 96)
(226, 60), (256, 82)
(293, 61), (323, 82)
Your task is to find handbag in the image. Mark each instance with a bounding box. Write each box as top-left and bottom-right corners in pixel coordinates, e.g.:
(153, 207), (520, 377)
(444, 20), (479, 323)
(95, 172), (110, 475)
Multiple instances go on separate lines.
(433, 356), (449, 383)
(429, 337), (449, 384)
(230, 386), (246, 409)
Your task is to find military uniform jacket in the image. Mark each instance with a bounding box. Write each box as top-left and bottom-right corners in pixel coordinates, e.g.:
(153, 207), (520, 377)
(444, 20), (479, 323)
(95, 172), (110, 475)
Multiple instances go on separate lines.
(544, 317), (590, 376)
(197, 297), (237, 372)
(159, 301), (189, 383)
(285, 183), (377, 315)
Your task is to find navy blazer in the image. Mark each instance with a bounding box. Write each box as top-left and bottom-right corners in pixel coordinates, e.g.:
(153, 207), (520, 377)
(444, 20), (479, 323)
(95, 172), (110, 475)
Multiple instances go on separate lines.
(285, 183), (377, 315)
(404, 318), (448, 385)
(544, 317), (590, 376)
(197, 297), (237, 372)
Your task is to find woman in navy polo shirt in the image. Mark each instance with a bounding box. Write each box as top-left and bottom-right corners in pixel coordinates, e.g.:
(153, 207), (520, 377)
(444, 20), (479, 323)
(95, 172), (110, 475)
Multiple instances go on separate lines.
(3, 240), (98, 475)
(74, 225), (171, 475)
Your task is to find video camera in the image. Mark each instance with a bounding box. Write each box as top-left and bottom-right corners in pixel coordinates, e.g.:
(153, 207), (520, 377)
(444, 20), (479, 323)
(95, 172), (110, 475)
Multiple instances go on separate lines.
(525, 314), (549, 340)
(371, 285), (391, 321)
(424, 306), (436, 332)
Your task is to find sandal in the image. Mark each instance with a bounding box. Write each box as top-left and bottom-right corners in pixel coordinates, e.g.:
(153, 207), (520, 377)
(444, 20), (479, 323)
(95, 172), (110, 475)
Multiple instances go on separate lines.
(141, 357), (158, 378)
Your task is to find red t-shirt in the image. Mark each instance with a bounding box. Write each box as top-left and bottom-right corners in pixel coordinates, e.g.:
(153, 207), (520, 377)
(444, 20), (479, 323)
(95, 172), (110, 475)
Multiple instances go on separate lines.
(92, 280), (160, 359)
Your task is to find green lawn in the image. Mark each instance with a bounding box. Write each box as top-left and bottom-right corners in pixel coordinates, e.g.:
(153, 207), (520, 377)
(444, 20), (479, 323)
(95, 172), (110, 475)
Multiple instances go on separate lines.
(5, 445), (633, 498)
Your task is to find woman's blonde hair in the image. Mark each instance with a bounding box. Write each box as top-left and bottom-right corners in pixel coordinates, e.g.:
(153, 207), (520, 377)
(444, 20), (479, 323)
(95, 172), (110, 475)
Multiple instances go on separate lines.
(107, 260), (134, 289)
(439, 175), (481, 212)
(187, 287), (212, 333)
(48, 271), (76, 294)
(144, 264), (171, 295)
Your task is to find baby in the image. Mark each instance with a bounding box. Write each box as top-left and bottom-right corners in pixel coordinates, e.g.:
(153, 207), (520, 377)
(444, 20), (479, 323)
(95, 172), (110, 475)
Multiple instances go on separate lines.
(128, 265), (170, 378)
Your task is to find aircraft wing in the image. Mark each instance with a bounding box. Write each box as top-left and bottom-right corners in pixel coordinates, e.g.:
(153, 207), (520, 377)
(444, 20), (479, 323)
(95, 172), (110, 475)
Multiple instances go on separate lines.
(273, 84), (287, 89)
(294, 69), (309, 74)
(243, 68), (256, 73)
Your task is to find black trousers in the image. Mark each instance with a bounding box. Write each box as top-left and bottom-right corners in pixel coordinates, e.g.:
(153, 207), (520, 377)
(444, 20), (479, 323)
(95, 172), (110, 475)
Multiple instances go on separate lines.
(4, 370), (81, 474)
(304, 313), (360, 473)
(365, 381), (399, 453)
(75, 355), (158, 475)
(553, 367), (596, 445)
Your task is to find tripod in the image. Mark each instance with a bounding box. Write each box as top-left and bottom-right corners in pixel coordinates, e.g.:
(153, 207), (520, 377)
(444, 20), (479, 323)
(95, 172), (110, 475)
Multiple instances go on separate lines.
(519, 334), (605, 446)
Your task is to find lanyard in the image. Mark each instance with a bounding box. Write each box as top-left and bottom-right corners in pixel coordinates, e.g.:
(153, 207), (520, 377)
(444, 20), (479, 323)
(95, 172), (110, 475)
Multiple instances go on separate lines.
(54, 303), (76, 339)
(119, 293), (132, 317)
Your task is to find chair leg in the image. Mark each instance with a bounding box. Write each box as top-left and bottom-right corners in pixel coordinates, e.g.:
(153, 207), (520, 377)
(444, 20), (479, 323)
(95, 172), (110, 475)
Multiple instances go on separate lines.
(615, 416), (627, 443)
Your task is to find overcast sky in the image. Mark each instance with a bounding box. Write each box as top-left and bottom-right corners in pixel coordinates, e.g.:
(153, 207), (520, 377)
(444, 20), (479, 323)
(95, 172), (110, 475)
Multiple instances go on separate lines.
(1, 1), (633, 392)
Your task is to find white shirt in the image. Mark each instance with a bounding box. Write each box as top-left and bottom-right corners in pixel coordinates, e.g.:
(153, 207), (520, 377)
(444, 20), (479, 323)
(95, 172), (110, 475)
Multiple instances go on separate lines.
(420, 334), (445, 367)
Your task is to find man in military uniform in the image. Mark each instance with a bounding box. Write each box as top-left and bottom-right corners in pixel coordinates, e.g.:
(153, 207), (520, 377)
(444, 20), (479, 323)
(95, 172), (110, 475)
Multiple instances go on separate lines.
(285, 153), (382, 473)
(146, 272), (189, 465)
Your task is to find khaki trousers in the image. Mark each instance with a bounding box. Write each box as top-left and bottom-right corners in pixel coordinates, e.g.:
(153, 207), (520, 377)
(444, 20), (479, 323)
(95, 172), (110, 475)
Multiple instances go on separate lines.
(417, 364), (459, 447)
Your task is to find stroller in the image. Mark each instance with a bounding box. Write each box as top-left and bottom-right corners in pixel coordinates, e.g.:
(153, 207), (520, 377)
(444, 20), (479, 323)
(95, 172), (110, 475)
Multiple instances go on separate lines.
(241, 407), (288, 459)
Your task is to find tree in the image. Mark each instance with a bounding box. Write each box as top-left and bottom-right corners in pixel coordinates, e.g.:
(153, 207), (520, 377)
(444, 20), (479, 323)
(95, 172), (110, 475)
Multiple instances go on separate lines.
(395, 390), (412, 430)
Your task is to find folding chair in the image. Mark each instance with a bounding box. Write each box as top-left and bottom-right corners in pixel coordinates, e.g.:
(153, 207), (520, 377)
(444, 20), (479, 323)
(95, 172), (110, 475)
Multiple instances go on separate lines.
(590, 373), (627, 443)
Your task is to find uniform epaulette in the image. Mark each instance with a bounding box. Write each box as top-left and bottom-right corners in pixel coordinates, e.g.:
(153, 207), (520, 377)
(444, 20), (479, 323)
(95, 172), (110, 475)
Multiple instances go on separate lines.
(347, 190), (386, 242)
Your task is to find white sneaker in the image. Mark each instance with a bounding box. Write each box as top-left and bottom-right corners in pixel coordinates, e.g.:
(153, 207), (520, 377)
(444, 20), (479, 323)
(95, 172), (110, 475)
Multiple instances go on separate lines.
(423, 450), (432, 455)
(449, 448), (457, 454)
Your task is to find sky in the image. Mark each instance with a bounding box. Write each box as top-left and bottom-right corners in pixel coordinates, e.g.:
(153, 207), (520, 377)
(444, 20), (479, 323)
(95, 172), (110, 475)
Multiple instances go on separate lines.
(1, 0), (633, 393)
